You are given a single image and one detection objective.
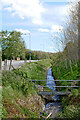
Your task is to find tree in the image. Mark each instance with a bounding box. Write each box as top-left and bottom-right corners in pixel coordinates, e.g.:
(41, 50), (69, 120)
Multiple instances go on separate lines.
(51, 1), (79, 74)
(0, 30), (26, 69)
(78, 1), (80, 63)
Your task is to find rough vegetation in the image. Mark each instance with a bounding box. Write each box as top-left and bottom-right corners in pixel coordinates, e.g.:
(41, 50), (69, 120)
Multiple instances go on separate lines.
(51, 53), (80, 119)
(1, 1), (80, 119)
(51, 1), (80, 118)
(2, 60), (51, 118)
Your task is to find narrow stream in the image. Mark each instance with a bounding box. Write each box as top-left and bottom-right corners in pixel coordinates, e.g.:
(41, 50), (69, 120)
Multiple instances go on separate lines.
(44, 67), (62, 118)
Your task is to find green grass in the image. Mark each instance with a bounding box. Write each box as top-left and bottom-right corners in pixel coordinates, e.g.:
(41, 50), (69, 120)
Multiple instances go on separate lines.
(52, 61), (79, 80)
(2, 59), (51, 118)
(58, 105), (80, 119)
(58, 89), (80, 119)
(2, 85), (40, 118)
(0, 88), (2, 119)
(51, 59), (80, 119)
(14, 59), (51, 85)
(52, 61), (80, 91)
(14, 59), (51, 79)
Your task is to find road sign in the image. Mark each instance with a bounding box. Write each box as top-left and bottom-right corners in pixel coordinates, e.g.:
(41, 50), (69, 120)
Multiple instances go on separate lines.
(29, 52), (31, 53)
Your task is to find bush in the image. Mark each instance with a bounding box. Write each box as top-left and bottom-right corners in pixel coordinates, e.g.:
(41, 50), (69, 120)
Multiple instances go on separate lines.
(2, 60), (51, 118)
(13, 68), (28, 79)
(2, 70), (28, 94)
(2, 71), (22, 90)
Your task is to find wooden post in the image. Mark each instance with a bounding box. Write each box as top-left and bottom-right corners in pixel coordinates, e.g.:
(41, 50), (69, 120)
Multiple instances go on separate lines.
(4, 59), (7, 70)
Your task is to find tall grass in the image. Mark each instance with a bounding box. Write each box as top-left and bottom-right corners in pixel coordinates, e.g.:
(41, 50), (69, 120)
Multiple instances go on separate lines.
(2, 59), (51, 118)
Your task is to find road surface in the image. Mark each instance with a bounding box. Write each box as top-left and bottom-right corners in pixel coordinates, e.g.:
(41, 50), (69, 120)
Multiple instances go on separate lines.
(2, 60), (40, 70)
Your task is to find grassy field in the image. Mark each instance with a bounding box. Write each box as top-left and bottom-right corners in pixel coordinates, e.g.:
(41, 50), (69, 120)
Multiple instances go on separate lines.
(52, 61), (79, 80)
(14, 59), (51, 80)
(51, 60), (80, 119)
(2, 59), (51, 118)
(52, 61), (80, 91)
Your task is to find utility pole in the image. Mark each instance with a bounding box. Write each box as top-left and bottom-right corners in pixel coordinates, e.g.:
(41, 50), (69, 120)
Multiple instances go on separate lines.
(29, 33), (31, 60)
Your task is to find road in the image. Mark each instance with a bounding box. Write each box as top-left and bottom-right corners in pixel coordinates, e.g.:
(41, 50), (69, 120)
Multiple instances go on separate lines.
(2, 60), (40, 70)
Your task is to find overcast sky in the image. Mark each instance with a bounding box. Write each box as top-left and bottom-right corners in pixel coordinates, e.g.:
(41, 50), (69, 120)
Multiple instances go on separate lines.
(0, 0), (77, 53)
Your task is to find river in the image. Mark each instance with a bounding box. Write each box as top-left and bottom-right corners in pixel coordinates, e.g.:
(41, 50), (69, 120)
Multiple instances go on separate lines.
(44, 67), (62, 118)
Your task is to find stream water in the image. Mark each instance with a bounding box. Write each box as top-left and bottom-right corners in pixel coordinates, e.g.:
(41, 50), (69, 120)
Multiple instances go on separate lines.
(44, 68), (62, 118)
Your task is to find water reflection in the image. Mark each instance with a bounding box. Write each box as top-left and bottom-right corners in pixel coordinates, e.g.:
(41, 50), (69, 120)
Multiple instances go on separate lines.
(47, 68), (60, 101)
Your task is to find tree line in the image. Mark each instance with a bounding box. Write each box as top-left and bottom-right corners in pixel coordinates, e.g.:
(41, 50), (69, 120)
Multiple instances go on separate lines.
(0, 30), (54, 61)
